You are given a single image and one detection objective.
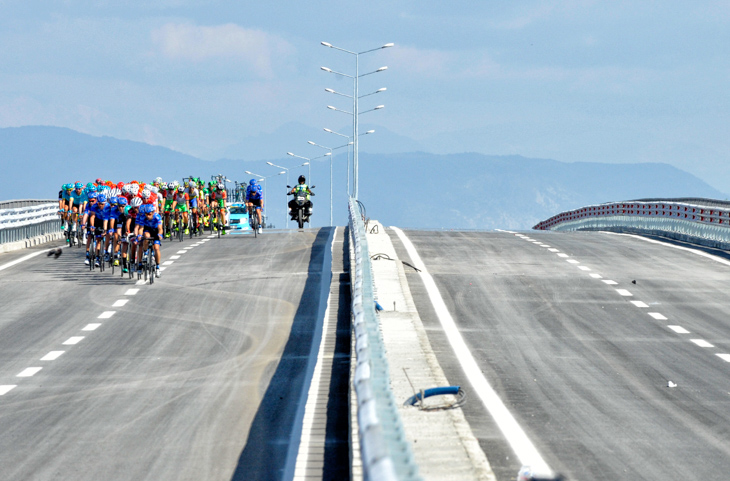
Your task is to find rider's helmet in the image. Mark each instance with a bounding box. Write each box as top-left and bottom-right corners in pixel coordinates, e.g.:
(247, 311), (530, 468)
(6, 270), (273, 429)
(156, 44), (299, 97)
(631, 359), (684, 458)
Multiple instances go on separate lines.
(160, 182), (168, 191)
(97, 194), (107, 204)
(109, 196), (118, 206)
(130, 197), (143, 207)
(117, 197), (128, 207)
(149, 186), (159, 194)
(87, 191), (98, 200)
(110, 187), (121, 197)
(217, 183), (225, 191)
(298, 175), (306, 184)
(74, 182), (84, 190)
(249, 179), (257, 186)
(177, 185), (185, 193)
(95, 178), (103, 185)
(154, 177), (162, 185)
(141, 189), (151, 200)
(117, 181), (125, 190)
(86, 182), (95, 190)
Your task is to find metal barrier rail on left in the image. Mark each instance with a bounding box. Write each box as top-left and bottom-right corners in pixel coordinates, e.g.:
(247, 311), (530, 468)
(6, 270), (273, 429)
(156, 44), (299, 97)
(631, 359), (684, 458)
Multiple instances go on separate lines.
(0, 200), (61, 245)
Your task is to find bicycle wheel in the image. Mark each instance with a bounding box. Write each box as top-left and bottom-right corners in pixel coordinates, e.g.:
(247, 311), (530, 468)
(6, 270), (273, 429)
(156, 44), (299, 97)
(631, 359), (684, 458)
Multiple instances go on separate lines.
(148, 253), (154, 285)
(89, 237), (95, 272)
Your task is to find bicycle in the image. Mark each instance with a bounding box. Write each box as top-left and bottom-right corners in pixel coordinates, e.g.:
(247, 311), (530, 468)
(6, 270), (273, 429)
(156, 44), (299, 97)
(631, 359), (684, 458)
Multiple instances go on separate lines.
(248, 204), (260, 238)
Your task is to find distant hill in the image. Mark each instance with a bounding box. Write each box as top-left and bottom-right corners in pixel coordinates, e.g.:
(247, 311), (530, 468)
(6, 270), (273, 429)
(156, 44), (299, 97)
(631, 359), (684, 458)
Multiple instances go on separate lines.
(356, 152), (729, 230)
(2, 126), (726, 230)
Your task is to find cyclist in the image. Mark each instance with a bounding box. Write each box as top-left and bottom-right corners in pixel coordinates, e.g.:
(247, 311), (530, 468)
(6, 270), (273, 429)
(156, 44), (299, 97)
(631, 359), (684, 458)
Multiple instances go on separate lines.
(288, 175), (314, 220)
(135, 204), (163, 278)
(210, 183), (227, 234)
(245, 178), (264, 233)
(87, 193), (109, 267)
(123, 197), (143, 272)
(186, 181), (200, 234)
(172, 185), (190, 234)
(82, 191), (99, 264)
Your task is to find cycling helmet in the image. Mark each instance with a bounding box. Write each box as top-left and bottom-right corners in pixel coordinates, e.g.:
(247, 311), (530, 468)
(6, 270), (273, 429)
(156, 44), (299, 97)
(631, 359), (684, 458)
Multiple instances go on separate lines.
(160, 182), (168, 190)
(130, 197), (143, 207)
(88, 191), (98, 200)
(149, 186), (159, 194)
(95, 178), (103, 185)
(142, 204), (156, 214)
(109, 196), (118, 206)
(97, 194), (107, 203)
(86, 182), (95, 189)
(177, 185), (185, 193)
(117, 197), (128, 206)
(130, 183), (140, 195)
(298, 175), (306, 184)
(75, 182), (84, 189)
(249, 179), (257, 186)
(217, 183), (225, 190)
(141, 189), (151, 200)
(122, 184), (132, 195)
(110, 188), (121, 197)
(154, 177), (162, 185)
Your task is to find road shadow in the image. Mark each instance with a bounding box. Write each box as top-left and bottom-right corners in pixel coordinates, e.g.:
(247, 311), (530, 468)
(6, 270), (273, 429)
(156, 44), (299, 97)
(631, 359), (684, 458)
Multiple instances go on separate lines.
(230, 227), (333, 481)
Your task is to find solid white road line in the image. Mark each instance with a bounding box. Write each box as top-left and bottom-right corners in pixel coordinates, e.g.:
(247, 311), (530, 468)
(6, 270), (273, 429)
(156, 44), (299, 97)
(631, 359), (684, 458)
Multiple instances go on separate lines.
(40, 351), (65, 361)
(82, 323), (101, 331)
(393, 227), (552, 475)
(649, 313), (668, 320)
(0, 385), (16, 395)
(668, 326), (690, 334)
(98, 311), (115, 319)
(691, 339), (714, 348)
(608, 233), (730, 267)
(17, 367), (42, 377)
(63, 337), (84, 345)
(0, 248), (62, 272)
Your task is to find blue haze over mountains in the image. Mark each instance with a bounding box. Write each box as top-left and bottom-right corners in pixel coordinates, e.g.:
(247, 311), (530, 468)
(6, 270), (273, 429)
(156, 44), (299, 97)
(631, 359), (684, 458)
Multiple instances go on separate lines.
(2, 125), (726, 230)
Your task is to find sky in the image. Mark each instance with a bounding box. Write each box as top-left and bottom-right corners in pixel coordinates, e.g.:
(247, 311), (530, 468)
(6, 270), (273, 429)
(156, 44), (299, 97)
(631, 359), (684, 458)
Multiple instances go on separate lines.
(1, 1), (729, 190)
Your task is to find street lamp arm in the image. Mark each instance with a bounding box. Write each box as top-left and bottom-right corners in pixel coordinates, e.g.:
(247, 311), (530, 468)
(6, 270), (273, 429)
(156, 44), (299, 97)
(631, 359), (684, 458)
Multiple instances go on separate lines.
(325, 88), (353, 99)
(321, 66), (354, 78)
(327, 105), (354, 115)
(358, 105), (385, 115)
(358, 66), (388, 78)
(358, 87), (386, 99)
(321, 42), (356, 55)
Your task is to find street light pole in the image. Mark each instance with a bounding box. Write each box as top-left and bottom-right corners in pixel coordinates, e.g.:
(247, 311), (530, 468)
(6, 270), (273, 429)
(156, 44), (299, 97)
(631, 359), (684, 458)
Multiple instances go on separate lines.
(267, 162), (290, 228)
(321, 41), (393, 199)
(308, 140), (351, 226)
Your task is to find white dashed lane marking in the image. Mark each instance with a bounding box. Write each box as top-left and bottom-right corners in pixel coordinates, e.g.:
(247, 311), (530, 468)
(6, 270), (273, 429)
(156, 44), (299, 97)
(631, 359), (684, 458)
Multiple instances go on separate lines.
(717, 354), (730, 362)
(40, 351), (65, 361)
(668, 326), (690, 334)
(578, 266), (591, 271)
(630, 301), (649, 308)
(0, 385), (16, 396)
(63, 337), (84, 345)
(649, 313), (668, 320)
(176, 250), (187, 254)
(557, 253), (569, 258)
(589, 273), (603, 279)
(691, 339), (714, 348)
(82, 323), (101, 331)
(17, 367), (42, 377)
(170, 256), (181, 260)
(112, 299), (128, 307)
(125, 289), (139, 296)
(616, 289), (633, 297)
(602, 280), (618, 285)
(548, 248), (560, 252)
(98, 311), (116, 319)
(567, 259), (580, 264)
(162, 261), (174, 266)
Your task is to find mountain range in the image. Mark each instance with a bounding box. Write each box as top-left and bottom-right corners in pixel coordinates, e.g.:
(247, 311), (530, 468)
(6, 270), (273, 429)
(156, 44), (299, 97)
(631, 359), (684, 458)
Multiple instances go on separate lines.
(2, 126), (726, 230)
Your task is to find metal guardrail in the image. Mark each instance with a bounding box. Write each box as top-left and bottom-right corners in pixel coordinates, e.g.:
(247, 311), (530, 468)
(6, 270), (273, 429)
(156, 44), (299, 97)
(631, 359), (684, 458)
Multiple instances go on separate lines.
(0, 200), (61, 245)
(533, 198), (730, 249)
(348, 198), (421, 481)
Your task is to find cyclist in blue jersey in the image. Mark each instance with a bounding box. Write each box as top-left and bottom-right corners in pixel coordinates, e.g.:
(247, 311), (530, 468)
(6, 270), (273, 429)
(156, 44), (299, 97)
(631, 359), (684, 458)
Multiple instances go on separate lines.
(103, 197), (122, 265)
(135, 204), (163, 277)
(67, 182), (87, 236)
(245, 178), (264, 233)
(88, 193), (109, 267)
(81, 191), (98, 264)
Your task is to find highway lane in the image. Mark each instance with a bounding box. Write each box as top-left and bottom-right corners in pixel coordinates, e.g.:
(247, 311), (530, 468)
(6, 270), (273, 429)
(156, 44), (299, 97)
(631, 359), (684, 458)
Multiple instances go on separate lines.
(0, 229), (333, 481)
(390, 229), (730, 481)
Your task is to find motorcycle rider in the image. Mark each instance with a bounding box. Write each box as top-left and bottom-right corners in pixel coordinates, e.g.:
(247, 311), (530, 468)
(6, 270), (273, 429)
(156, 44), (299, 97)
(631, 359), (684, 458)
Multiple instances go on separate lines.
(288, 175), (313, 220)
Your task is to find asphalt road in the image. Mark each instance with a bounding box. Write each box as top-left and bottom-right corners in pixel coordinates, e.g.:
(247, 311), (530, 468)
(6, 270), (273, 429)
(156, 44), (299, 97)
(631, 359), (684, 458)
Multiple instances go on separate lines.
(390, 229), (730, 481)
(0, 228), (333, 481)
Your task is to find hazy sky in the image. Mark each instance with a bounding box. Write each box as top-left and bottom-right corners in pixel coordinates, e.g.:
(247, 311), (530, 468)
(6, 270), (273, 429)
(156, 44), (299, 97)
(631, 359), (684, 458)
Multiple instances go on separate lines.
(1, 1), (728, 189)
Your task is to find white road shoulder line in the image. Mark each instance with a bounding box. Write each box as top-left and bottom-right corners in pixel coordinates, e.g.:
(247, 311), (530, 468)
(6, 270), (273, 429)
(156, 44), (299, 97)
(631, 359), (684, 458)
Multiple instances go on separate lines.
(40, 351), (65, 361)
(393, 226), (552, 475)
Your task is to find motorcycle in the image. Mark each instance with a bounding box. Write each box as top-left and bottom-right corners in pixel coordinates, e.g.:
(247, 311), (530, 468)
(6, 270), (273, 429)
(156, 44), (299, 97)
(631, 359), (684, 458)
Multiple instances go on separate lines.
(287, 185), (315, 229)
